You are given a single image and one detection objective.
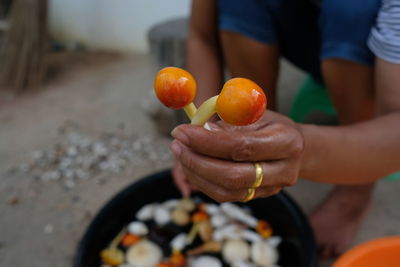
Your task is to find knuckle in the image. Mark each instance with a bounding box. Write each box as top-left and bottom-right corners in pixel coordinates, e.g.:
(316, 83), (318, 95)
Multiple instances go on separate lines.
(272, 122), (287, 133)
(224, 169), (245, 190)
(213, 189), (231, 203)
(232, 137), (254, 161)
(289, 133), (305, 157)
(183, 152), (197, 171)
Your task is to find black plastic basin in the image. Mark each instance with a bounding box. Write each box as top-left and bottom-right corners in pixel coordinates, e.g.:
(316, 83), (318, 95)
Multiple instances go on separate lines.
(75, 170), (317, 267)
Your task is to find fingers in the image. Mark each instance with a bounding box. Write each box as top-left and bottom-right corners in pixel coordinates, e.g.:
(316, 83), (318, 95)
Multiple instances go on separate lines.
(171, 140), (299, 190)
(171, 140), (255, 190)
(172, 160), (191, 197)
(181, 165), (283, 203)
(172, 123), (304, 162)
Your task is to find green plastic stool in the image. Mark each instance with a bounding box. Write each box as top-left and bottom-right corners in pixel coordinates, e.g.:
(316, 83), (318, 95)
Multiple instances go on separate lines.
(289, 76), (399, 181)
(289, 76), (337, 123)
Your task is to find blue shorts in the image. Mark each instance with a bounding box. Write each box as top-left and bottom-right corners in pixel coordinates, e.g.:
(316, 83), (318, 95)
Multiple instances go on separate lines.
(218, 0), (380, 82)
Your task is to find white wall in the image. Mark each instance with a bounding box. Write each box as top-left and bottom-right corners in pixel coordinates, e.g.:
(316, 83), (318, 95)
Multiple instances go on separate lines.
(49, 0), (190, 53)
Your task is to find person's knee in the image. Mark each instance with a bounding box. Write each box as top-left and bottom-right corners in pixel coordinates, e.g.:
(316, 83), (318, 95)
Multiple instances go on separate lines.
(322, 59), (348, 97)
(322, 58), (374, 122)
(322, 59), (373, 97)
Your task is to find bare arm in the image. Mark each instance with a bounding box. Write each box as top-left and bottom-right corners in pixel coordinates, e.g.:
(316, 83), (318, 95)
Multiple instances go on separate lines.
(300, 58), (400, 184)
(169, 58), (400, 201)
(186, 0), (223, 106)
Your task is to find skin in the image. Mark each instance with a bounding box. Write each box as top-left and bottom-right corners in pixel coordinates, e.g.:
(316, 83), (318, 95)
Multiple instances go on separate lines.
(171, 104), (400, 195)
(186, 0), (223, 107)
(174, 0), (400, 258)
(171, 111), (303, 202)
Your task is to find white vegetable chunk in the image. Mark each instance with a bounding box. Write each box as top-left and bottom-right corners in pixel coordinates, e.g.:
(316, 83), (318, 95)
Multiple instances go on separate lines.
(170, 233), (188, 251)
(127, 221), (148, 236)
(188, 256), (223, 267)
(136, 204), (156, 221)
(251, 240), (279, 266)
(154, 206), (171, 226)
(220, 203), (257, 228)
(222, 239), (250, 264)
(126, 240), (162, 267)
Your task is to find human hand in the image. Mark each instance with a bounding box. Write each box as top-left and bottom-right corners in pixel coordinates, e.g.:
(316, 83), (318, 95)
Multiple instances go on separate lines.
(170, 110), (304, 202)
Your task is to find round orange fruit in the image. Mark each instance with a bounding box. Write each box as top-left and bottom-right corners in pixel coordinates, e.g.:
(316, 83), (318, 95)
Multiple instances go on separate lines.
(154, 67), (196, 109)
(217, 78), (267, 125)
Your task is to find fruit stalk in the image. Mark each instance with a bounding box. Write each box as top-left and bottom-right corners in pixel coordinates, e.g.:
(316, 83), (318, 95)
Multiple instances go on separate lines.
(183, 102), (197, 120)
(191, 95), (219, 126)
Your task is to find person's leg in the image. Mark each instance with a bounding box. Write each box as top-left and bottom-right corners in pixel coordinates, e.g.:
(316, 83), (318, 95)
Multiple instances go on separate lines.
(312, 60), (375, 259)
(217, 0), (283, 109)
(311, 0), (380, 258)
(220, 32), (279, 110)
(217, 0), (321, 110)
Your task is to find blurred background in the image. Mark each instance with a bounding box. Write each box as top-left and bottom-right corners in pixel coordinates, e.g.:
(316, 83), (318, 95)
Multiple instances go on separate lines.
(0, 1), (398, 267)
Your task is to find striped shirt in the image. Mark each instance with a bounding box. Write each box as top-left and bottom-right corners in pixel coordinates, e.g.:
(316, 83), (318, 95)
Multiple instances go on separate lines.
(368, 0), (400, 64)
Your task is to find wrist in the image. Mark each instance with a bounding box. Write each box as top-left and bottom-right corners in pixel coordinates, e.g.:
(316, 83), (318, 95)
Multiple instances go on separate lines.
(297, 123), (318, 179)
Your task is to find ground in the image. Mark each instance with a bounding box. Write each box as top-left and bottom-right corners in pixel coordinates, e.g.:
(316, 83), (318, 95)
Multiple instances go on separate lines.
(0, 52), (399, 267)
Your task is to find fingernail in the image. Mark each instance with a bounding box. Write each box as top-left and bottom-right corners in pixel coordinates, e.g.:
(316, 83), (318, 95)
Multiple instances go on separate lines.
(171, 127), (189, 145)
(170, 141), (182, 157)
(206, 122), (221, 131)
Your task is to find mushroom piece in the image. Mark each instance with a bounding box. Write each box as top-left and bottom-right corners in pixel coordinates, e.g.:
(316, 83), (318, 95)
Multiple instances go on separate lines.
(205, 203), (220, 215)
(188, 256), (223, 267)
(170, 250), (186, 267)
(187, 210), (210, 244)
(213, 224), (244, 242)
(128, 221), (149, 236)
(267, 236), (282, 248)
(220, 203), (257, 228)
(178, 198), (196, 212)
(251, 240), (279, 267)
(216, 78), (267, 126)
(163, 199), (180, 210)
(136, 203), (157, 221)
(210, 213), (229, 228)
(232, 261), (257, 267)
(154, 67), (197, 119)
(187, 241), (222, 256)
(198, 220), (213, 242)
(222, 239), (250, 264)
(154, 206), (171, 226)
(171, 208), (190, 226)
(101, 228), (126, 266)
(241, 230), (263, 243)
(100, 248), (124, 266)
(256, 220), (273, 239)
(126, 240), (163, 267)
(170, 233), (188, 252)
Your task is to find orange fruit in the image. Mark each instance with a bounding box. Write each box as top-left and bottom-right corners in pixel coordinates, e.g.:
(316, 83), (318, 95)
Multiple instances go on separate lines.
(154, 67), (197, 109)
(257, 220), (273, 238)
(170, 251), (186, 267)
(121, 233), (140, 247)
(192, 211), (209, 222)
(217, 78), (267, 125)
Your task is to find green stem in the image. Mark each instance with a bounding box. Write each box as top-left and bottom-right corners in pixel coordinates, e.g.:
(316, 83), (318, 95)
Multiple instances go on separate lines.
(191, 95), (219, 126)
(183, 102), (197, 120)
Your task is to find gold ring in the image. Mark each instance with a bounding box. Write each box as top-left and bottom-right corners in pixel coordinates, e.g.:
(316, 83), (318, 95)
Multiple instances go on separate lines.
(252, 163), (264, 188)
(242, 163), (264, 202)
(243, 188), (255, 203)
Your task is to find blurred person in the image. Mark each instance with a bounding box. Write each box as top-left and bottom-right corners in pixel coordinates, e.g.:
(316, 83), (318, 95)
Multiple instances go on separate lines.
(171, 0), (400, 259)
